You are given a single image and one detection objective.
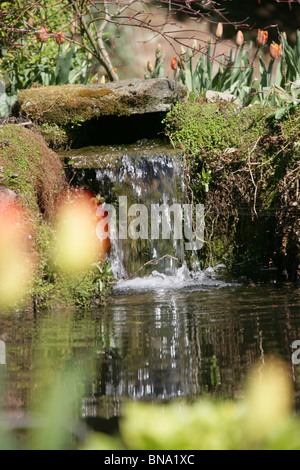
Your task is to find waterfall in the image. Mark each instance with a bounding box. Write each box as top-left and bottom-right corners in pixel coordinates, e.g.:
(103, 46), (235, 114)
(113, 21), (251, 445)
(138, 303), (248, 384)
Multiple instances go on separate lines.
(62, 139), (189, 279)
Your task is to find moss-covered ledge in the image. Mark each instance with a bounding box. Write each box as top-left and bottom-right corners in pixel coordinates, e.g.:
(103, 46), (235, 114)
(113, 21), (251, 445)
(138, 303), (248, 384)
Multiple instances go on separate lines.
(0, 125), (109, 310)
(164, 100), (300, 282)
(11, 79), (189, 149)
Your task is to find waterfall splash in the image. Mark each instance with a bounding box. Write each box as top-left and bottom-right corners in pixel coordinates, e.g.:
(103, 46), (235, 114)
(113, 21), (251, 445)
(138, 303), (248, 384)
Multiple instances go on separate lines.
(62, 139), (228, 288)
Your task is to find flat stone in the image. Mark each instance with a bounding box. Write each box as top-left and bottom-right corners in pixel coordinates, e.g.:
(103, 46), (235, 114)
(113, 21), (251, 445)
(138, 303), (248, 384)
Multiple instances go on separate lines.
(205, 90), (241, 106)
(12, 78), (189, 127)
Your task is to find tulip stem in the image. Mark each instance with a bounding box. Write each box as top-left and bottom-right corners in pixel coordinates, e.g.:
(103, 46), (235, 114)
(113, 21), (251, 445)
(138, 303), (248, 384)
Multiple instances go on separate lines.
(251, 47), (260, 67)
(269, 59), (275, 86)
(234, 46), (239, 63)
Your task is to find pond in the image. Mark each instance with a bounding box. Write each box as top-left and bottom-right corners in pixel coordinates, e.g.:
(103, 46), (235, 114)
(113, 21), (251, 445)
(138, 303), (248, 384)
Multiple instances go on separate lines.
(0, 275), (299, 436)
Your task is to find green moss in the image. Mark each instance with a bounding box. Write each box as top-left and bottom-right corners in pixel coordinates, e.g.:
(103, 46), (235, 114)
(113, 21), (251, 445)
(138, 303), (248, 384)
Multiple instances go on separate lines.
(164, 100), (300, 281)
(164, 100), (269, 159)
(77, 88), (113, 98)
(34, 265), (107, 310)
(12, 84), (131, 128)
(38, 123), (68, 151)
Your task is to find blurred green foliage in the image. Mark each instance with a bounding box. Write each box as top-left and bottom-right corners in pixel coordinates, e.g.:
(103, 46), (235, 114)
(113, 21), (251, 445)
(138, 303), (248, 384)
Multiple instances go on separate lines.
(1, 357), (300, 450)
(85, 360), (300, 450)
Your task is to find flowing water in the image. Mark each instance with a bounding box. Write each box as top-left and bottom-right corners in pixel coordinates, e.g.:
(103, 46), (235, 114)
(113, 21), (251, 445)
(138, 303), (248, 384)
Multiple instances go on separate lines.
(62, 139), (187, 278)
(0, 140), (299, 438)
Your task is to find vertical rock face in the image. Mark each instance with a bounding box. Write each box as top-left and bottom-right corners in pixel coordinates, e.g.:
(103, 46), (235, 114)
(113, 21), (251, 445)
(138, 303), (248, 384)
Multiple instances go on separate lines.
(12, 78), (190, 126)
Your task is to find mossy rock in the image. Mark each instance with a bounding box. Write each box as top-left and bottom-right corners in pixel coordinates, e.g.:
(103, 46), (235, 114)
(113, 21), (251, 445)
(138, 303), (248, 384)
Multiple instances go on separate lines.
(12, 78), (189, 128)
(0, 125), (109, 310)
(165, 100), (300, 282)
(0, 125), (66, 219)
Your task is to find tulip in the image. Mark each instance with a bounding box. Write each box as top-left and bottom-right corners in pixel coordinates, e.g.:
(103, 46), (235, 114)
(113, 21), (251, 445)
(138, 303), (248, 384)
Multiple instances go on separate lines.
(171, 57), (178, 71)
(192, 39), (198, 50)
(216, 23), (223, 39)
(256, 29), (268, 47)
(155, 44), (162, 60)
(55, 31), (66, 45)
(28, 15), (34, 28)
(269, 41), (282, 59)
(147, 61), (154, 74)
(104, 67), (117, 76)
(236, 30), (244, 47)
(36, 26), (49, 43)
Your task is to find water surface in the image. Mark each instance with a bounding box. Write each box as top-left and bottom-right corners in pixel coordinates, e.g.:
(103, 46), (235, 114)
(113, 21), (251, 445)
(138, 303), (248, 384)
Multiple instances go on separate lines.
(0, 278), (299, 425)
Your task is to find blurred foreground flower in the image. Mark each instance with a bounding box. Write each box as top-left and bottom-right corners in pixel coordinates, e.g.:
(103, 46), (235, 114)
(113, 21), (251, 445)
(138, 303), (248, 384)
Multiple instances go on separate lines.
(0, 202), (35, 309)
(52, 189), (109, 273)
(246, 358), (292, 439)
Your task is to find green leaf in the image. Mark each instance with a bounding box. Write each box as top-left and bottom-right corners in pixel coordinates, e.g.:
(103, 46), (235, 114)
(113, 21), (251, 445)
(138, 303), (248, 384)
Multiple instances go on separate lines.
(56, 45), (75, 84)
(185, 68), (193, 91)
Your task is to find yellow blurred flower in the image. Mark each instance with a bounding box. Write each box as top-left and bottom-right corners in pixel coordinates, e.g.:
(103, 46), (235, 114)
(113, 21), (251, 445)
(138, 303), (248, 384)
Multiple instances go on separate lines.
(53, 189), (109, 273)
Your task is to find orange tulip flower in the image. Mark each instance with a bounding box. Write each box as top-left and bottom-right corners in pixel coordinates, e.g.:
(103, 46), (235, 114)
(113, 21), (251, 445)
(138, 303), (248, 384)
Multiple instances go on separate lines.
(256, 29), (268, 47)
(55, 31), (66, 45)
(171, 57), (178, 71)
(36, 26), (49, 43)
(269, 42), (282, 59)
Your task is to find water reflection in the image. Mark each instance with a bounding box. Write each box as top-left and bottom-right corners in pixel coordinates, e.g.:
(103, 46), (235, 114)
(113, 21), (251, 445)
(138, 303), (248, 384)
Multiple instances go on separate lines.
(0, 341), (5, 365)
(0, 285), (299, 421)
